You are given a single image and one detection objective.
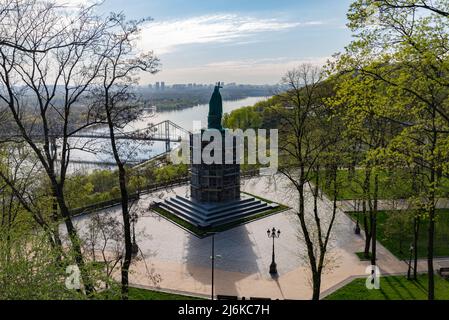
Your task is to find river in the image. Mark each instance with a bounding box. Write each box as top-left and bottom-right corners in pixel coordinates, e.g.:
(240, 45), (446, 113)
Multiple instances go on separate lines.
(125, 96), (267, 131)
(68, 96), (268, 173)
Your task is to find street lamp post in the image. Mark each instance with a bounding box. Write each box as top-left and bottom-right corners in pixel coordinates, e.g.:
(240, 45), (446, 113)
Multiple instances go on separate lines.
(355, 200), (361, 234)
(208, 233), (221, 300)
(131, 213), (139, 256)
(267, 227), (281, 275)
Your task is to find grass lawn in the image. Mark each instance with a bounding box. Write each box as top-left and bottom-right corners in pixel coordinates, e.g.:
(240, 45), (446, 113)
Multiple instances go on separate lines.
(350, 210), (449, 259)
(128, 287), (204, 300)
(325, 274), (449, 300)
(94, 286), (204, 300)
(355, 252), (374, 261)
(319, 169), (449, 201)
(152, 192), (289, 238)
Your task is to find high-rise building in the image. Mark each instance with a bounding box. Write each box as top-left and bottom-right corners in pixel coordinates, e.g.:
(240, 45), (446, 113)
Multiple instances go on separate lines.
(161, 81), (165, 91)
(155, 82), (160, 90)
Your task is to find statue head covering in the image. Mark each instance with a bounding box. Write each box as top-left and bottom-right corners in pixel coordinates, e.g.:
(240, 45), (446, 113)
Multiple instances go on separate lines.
(208, 82), (223, 130)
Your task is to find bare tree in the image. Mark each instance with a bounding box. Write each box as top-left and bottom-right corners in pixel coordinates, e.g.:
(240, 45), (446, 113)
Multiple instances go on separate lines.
(273, 64), (342, 300)
(0, 0), (117, 294)
(81, 207), (161, 297)
(83, 212), (124, 291)
(0, 147), (40, 258)
(92, 13), (160, 299)
(371, 0), (448, 18)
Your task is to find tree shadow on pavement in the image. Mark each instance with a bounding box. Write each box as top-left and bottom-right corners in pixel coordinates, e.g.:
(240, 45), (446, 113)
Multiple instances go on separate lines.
(184, 225), (260, 298)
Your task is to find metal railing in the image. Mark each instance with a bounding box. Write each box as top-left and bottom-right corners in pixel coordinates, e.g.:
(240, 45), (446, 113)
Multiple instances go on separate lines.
(69, 169), (261, 216)
(70, 194), (140, 217)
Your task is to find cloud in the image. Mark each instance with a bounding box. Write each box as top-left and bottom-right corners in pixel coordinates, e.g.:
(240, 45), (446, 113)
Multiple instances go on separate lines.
(144, 57), (331, 85)
(204, 57), (329, 69)
(139, 14), (323, 55)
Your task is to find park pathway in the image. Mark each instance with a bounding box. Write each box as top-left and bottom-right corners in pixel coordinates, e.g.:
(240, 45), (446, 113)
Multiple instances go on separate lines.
(65, 175), (433, 300)
(125, 176), (414, 300)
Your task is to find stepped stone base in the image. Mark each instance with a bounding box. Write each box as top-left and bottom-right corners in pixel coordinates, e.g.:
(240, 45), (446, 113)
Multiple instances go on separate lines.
(155, 194), (278, 228)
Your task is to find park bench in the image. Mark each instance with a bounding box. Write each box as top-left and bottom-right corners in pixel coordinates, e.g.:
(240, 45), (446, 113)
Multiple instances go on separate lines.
(438, 267), (449, 278)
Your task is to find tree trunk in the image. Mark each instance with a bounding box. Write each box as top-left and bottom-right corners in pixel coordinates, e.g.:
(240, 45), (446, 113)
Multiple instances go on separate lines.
(54, 185), (93, 295)
(413, 216), (420, 280)
(363, 204), (372, 258)
(428, 113), (437, 301)
(52, 197), (63, 264)
(371, 173), (379, 266)
(428, 178), (436, 300)
(105, 103), (133, 300)
(428, 205), (435, 300)
(118, 165), (132, 300)
(363, 167), (372, 258)
(297, 164), (319, 300)
(311, 271), (321, 300)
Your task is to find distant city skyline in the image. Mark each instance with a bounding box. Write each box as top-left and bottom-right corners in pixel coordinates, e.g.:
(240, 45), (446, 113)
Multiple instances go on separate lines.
(75, 0), (353, 84)
(147, 81), (273, 88)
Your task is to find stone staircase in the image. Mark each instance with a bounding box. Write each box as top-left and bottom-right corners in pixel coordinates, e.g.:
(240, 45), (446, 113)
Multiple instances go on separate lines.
(156, 194), (278, 228)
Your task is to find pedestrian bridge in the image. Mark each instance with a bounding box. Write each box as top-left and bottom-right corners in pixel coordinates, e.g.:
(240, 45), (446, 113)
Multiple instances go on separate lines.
(0, 120), (191, 168)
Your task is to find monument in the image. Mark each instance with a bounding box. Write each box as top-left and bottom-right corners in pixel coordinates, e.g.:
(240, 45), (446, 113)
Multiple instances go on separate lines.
(190, 83), (240, 203)
(156, 84), (277, 229)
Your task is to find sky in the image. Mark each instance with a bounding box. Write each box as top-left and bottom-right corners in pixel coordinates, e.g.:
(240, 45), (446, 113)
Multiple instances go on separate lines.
(66, 0), (354, 85)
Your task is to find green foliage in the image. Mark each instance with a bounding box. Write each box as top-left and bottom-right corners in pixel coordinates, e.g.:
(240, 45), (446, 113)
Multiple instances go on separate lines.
(382, 210), (414, 248)
(223, 105), (262, 129)
(127, 287), (204, 300)
(223, 95), (283, 130)
(62, 163), (189, 210)
(330, 7), (449, 279)
(154, 164), (188, 183)
(63, 170), (119, 209)
(357, 167), (446, 201)
(355, 252), (373, 261)
(318, 169), (434, 200)
(350, 210), (449, 259)
(0, 216), (127, 299)
(95, 286), (203, 300)
(0, 231), (85, 300)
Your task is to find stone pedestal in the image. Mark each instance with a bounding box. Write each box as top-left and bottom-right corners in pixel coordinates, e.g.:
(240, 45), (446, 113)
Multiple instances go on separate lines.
(157, 194), (277, 228)
(190, 130), (240, 203)
(154, 85), (276, 229)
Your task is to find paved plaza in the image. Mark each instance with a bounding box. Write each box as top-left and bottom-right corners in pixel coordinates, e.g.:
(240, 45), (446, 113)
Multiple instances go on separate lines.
(65, 175), (446, 300)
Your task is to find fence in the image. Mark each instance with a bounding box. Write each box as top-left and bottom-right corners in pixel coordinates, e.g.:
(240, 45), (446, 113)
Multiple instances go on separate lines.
(70, 194), (140, 217)
(69, 169), (261, 217)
